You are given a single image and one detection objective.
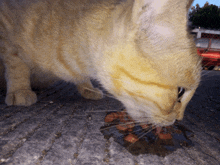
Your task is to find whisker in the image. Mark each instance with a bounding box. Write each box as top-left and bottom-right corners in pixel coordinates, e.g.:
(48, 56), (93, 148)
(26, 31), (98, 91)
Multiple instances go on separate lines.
(137, 127), (154, 139)
(130, 125), (153, 135)
(124, 126), (156, 152)
(201, 73), (210, 77)
(100, 121), (134, 131)
(200, 72), (217, 80)
(85, 110), (119, 113)
(201, 58), (217, 70)
(82, 86), (116, 99)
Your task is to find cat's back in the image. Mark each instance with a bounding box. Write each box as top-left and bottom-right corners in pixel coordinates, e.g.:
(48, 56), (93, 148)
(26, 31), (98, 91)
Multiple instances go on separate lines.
(0, 0), (121, 44)
(0, 0), (124, 86)
(0, 0), (119, 19)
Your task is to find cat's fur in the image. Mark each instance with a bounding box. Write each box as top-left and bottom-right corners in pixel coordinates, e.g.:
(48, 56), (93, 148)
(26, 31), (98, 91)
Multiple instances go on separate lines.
(0, 0), (201, 126)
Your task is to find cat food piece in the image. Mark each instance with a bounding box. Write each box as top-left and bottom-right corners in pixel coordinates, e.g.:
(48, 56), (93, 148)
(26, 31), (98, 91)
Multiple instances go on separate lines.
(174, 129), (182, 134)
(140, 124), (149, 129)
(128, 128), (133, 132)
(104, 114), (114, 123)
(124, 134), (139, 143)
(112, 112), (119, 119)
(120, 118), (126, 123)
(116, 124), (128, 131)
(158, 133), (172, 140)
(126, 122), (135, 129)
(127, 115), (133, 120)
(155, 127), (162, 134)
(105, 113), (118, 123)
(118, 111), (126, 118)
(118, 112), (127, 122)
(122, 110), (134, 120)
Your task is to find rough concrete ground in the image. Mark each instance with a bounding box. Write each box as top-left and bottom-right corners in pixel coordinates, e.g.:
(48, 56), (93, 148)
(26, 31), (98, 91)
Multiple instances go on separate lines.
(0, 70), (219, 165)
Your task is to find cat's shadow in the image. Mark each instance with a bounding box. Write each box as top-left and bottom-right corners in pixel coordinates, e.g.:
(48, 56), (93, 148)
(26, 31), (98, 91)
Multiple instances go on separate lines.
(32, 80), (121, 108)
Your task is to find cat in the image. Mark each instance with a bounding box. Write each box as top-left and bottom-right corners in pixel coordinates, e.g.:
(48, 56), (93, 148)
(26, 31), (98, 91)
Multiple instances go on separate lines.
(0, 0), (201, 127)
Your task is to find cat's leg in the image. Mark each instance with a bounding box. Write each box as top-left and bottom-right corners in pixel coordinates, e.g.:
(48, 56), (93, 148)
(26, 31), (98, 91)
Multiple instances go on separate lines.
(76, 78), (103, 100)
(4, 54), (37, 106)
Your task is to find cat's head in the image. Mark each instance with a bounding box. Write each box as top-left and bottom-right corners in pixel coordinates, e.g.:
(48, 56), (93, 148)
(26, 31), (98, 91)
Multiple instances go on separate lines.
(100, 0), (201, 126)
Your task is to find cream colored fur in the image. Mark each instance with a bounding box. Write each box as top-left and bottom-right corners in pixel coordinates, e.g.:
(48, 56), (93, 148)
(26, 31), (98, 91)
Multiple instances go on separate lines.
(0, 0), (201, 126)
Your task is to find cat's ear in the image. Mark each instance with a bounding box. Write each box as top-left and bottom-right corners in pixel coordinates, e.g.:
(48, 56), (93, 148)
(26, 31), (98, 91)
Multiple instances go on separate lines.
(186, 0), (194, 10)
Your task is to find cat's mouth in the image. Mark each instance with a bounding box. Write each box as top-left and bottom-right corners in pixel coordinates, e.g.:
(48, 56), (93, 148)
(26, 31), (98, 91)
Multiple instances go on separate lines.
(126, 106), (177, 127)
(138, 114), (176, 127)
(104, 109), (176, 136)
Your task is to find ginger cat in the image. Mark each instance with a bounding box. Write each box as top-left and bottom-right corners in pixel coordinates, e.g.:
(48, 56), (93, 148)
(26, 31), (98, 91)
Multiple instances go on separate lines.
(0, 0), (201, 126)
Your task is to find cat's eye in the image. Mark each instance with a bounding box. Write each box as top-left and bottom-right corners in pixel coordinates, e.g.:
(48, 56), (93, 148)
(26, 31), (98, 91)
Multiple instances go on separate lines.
(178, 87), (185, 102)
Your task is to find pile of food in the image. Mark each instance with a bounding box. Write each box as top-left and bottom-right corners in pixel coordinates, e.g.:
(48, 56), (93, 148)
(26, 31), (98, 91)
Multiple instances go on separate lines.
(100, 109), (194, 156)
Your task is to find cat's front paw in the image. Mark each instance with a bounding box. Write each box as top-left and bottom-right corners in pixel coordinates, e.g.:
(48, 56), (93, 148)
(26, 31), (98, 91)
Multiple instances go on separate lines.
(80, 88), (103, 100)
(5, 90), (37, 106)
